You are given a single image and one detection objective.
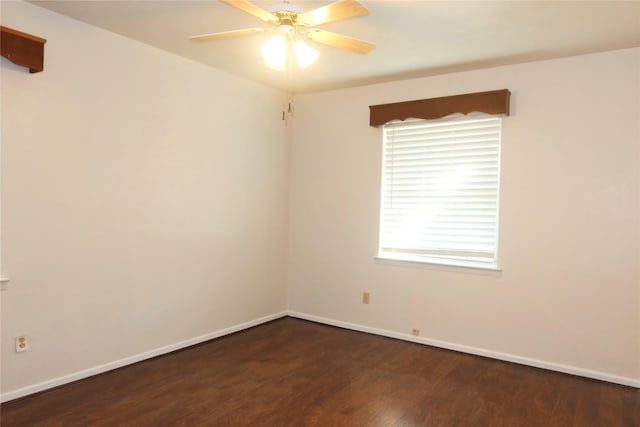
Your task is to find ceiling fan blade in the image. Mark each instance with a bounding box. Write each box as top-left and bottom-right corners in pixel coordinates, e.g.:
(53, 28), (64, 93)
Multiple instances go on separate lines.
(305, 29), (374, 54)
(189, 28), (267, 42)
(298, 0), (369, 27)
(222, 0), (277, 23)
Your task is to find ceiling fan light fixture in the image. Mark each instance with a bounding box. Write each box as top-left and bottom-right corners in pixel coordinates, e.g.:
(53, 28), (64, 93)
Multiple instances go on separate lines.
(293, 39), (319, 69)
(261, 34), (287, 71)
(193, 1), (374, 72)
(261, 32), (320, 71)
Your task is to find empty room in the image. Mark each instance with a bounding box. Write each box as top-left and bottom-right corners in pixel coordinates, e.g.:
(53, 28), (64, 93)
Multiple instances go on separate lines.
(1, 0), (639, 425)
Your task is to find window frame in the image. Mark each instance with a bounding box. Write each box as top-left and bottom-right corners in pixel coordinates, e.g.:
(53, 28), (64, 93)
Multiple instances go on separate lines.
(377, 115), (503, 270)
(370, 90), (510, 271)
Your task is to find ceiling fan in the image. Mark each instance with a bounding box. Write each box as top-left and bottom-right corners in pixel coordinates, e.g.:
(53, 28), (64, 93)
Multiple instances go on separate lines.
(189, 0), (375, 71)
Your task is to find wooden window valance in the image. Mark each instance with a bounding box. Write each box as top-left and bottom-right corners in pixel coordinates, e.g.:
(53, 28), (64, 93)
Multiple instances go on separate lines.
(1, 26), (47, 73)
(369, 89), (510, 127)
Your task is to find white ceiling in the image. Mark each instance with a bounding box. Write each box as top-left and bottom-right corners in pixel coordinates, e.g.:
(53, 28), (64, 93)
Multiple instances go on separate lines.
(30, 0), (640, 94)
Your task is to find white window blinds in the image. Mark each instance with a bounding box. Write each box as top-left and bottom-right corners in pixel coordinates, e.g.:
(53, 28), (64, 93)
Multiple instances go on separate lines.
(379, 115), (502, 268)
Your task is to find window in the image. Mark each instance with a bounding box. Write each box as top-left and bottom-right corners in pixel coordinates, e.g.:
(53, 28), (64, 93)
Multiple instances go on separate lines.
(378, 115), (502, 269)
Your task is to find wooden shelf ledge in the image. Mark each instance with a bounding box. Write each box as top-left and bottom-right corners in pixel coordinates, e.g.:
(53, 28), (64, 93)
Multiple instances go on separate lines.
(1, 26), (47, 73)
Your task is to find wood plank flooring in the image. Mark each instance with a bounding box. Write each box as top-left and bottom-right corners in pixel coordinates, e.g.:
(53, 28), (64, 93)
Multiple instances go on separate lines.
(2, 317), (639, 426)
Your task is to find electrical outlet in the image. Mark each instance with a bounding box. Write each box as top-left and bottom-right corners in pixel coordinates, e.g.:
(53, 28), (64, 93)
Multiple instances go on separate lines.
(15, 335), (29, 353)
(362, 292), (370, 304)
(412, 328), (420, 336)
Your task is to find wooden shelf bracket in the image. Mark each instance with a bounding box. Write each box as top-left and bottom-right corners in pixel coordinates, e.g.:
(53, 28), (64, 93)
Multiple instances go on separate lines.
(1, 26), (47, 73)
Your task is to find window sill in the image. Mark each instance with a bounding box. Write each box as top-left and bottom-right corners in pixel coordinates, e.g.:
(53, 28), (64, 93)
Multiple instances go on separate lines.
(375, 255), (502, 274)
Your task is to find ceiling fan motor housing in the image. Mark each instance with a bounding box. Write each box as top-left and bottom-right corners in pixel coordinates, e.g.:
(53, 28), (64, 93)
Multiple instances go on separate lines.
(266, 2), (304, 14)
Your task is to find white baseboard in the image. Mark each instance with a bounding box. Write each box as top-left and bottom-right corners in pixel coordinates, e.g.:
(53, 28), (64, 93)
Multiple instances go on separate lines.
(3, 309), (637, 403)
(287, 310), (640, 389)
(0, 311), (288, 403)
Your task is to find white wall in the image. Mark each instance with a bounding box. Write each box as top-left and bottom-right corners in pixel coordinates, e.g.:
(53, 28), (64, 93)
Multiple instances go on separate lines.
(1, 1), (289, 396)
(288, 48), (640, 384)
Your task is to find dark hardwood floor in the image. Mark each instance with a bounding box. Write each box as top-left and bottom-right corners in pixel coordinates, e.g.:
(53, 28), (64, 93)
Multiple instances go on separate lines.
(2, 317), (639, 426)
